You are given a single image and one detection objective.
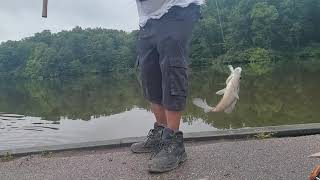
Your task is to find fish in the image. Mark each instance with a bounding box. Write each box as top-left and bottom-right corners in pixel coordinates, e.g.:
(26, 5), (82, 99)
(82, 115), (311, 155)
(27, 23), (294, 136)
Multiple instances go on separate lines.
(192, 65), (242, 114)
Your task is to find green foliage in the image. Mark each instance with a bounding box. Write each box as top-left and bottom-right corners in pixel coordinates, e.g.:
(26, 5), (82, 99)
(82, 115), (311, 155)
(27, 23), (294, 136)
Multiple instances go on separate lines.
(41, 151), (53, 158)
(0, 0), (319, 78)
(254, 132), (274, 139)
(250, 2), (279, 48)
(246, 48), (273, 75)
(191, 0), (320, 65)
(0, 27), (137, 78)
(299, 44), (320, 58)
(1, 152), (14, 162)
(246, 48), (273, 62)
(215, 47), (273, 66)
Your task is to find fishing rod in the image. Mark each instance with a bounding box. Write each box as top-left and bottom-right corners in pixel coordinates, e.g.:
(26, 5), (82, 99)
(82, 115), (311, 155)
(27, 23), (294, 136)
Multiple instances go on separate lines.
(215, 0), (225, 43)
(42, 0), (48, 18)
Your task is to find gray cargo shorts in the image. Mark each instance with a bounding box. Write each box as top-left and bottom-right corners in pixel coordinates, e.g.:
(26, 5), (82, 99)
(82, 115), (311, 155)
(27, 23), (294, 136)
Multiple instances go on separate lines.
(136, 3), (200, 111)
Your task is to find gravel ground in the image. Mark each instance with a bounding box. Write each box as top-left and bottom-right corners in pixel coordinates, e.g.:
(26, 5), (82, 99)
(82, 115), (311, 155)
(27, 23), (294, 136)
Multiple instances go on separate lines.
(0, 135), (319, 180)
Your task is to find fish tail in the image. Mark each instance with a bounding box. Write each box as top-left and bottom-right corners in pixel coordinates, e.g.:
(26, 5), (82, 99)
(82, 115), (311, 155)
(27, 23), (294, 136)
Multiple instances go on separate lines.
(192, 98), (214, 113)
(209, 107), (217, 113)
(204, 108), (214, 113)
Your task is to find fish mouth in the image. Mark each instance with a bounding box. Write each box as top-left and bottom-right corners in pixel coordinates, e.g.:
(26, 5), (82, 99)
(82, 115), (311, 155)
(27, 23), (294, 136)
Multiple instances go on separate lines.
(234, 67), (242, 74)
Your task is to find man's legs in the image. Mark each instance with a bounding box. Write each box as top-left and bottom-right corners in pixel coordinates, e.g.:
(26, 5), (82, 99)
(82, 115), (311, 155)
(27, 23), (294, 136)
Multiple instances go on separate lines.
(147, 4), (200, 173)
(151, 103), (167, 126)
(131, 30), (165, 153)
(132, 3), (200, 173)
(130, 104), (165, 153)
(151, 104), (182, 130)
(166, 110), (181, 130)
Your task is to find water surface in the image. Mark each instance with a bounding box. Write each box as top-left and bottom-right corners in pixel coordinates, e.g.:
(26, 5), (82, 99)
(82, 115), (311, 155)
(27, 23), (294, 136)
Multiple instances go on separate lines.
(0, 59), (319, 150)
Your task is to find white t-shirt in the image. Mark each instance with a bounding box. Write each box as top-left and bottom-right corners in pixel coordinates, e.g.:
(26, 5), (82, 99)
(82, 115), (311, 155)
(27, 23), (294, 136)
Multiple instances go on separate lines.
(136, 0), (204, 27)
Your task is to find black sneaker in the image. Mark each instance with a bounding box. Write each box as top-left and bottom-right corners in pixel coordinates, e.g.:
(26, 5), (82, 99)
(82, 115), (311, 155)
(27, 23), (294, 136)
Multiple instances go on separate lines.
(130, 123), (164, 153)
(148, 128), (187, 173)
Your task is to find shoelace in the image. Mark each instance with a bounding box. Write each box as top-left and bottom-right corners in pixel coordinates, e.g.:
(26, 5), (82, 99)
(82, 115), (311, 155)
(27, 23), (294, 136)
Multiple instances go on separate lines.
(144, 129), (155, 145)
(147, 129), (155, 139)
(150, 139), (172, 159)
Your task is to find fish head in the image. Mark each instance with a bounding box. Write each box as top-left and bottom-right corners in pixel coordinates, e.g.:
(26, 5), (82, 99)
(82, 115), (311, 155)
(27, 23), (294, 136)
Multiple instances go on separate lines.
(232, 67), (242, 81)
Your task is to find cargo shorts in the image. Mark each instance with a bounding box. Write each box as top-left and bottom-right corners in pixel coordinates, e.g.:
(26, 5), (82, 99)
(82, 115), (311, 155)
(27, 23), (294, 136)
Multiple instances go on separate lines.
(136, 3), (200, 111)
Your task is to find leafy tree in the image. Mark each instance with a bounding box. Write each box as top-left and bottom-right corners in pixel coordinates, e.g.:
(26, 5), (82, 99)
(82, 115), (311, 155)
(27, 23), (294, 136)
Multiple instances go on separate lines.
(0, 0), (319, 78)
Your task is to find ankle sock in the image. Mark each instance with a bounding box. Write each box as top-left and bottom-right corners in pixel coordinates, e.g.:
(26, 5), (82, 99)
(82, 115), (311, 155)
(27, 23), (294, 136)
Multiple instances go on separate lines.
(155, 122), (167, 128)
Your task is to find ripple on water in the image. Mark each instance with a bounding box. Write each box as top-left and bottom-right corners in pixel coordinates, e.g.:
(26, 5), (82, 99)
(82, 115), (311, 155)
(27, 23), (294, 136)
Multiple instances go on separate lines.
(0, 113), (61, 148)
(31, 122), (44, 125)
(22, 125), (59, 130)
(0, 118), (10, 121)
(23, 128), (44, 132)
(34, 126), (59, 130)
(0, 113), (25, 118)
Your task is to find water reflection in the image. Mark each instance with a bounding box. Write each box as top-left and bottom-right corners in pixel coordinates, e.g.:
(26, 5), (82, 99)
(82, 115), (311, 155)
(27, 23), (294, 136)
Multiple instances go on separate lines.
(0, 108), (215, 150)
(0, 59), (319, 149)
(0, 113), (60, 133)
(0, 74), (149, 121)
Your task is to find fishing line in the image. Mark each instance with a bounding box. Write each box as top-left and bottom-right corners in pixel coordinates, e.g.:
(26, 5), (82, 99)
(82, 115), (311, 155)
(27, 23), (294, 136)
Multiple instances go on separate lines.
(215, 0), (225, 42)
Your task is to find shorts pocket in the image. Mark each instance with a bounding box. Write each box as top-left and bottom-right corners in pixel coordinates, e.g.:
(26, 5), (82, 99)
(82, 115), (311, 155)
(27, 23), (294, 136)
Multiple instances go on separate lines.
(169, 58), (188, 96)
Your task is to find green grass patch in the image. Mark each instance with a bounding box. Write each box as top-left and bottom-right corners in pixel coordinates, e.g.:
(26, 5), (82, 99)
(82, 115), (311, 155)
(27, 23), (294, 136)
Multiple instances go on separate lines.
(1, 152), (14, 162)
(254, 132), (274, 139)
(41, 150), (53, 158)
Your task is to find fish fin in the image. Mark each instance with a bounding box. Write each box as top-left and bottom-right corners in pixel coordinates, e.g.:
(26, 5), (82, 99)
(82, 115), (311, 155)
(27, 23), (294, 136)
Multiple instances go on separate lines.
(224, 100), (237, 114)
(216, 89), (226, 96)
(226, 66), (234, 84)
(192, 98), (213, 113)
(228, 65), (234, 73)
(309, 152), (320, 158)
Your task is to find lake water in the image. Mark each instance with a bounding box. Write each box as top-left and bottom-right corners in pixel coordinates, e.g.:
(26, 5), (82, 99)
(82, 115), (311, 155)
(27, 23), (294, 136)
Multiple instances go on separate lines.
(0, 59), (319, 150)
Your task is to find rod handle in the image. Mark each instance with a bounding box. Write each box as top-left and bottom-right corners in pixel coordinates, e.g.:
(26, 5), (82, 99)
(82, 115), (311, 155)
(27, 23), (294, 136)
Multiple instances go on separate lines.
(42, 0), (48, 18)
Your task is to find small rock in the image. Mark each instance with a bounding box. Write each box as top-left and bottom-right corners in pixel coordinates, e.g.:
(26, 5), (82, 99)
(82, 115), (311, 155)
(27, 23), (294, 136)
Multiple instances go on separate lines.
(224, 173), (231, 177)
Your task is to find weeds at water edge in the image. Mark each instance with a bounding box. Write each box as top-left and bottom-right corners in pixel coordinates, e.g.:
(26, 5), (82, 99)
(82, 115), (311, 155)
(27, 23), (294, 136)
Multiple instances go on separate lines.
(41, 151), (53, 158)
(254, 132), (274, 139)
(1, 152), (14, 162)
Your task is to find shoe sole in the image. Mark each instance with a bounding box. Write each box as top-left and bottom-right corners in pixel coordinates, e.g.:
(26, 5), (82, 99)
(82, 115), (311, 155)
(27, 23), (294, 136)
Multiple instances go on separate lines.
(131, 150), (153, 153)
(148, 152), (187, 173)
(130, 147), (153, 154)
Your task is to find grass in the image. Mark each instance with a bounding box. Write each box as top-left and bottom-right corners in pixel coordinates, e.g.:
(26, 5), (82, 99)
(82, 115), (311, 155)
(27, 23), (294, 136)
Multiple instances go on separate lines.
(0, 152), (14, 162)
(41, 151), (53, 158)
(254, 132), (274, 139)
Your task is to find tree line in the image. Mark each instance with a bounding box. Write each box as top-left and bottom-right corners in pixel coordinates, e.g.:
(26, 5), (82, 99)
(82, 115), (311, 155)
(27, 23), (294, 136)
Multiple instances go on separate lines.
(0, 0), (319, 78)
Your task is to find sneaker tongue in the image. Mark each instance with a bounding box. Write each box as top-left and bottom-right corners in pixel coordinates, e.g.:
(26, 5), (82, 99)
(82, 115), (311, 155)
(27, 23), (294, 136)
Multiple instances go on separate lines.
(161, 128), (175, 140)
